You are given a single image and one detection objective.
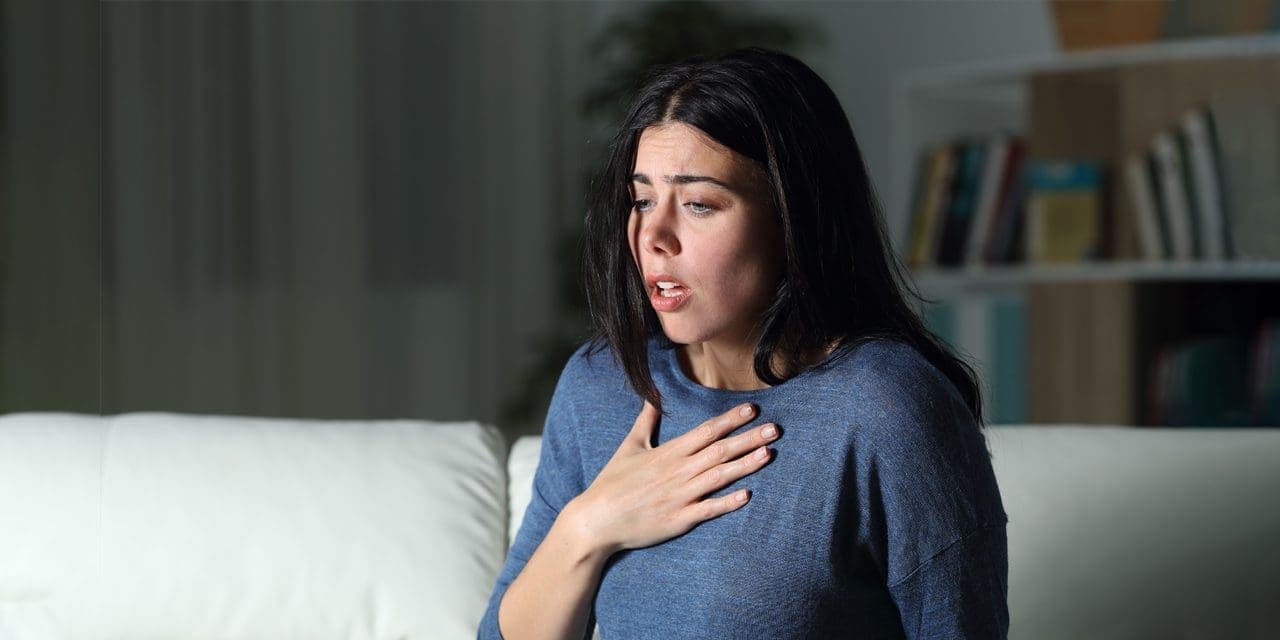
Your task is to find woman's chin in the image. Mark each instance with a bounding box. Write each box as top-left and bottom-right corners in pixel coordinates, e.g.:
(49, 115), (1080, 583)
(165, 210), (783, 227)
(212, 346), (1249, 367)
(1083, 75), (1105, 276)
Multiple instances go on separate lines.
(657, 322), (703, 346)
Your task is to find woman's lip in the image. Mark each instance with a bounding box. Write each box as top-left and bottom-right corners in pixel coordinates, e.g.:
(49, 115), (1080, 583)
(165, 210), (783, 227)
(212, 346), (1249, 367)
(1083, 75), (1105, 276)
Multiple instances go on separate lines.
(645, 273), (685, 288)
(649, 285), (691, 312)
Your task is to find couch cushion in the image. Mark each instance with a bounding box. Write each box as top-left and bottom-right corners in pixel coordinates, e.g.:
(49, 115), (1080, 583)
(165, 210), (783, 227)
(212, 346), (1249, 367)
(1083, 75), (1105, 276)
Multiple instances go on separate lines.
(986, 425), (1280, 639)
(0, 412), (508, 640)
(507, 436), (542, 549)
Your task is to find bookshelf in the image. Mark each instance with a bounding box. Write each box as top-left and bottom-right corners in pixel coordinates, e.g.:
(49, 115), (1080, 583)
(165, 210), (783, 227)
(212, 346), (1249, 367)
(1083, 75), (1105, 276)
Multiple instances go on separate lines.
(894, 34), (1280, 427)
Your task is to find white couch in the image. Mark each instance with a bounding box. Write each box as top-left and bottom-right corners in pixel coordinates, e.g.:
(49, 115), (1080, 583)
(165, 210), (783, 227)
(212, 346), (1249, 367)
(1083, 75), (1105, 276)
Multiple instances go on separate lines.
(1, 412), (1277, 639)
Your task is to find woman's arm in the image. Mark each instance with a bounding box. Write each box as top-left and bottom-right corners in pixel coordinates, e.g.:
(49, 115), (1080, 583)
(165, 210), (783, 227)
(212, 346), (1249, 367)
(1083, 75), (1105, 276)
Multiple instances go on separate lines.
(480, 400), (781, 640)
(495, 499), (610, 640)
(887, 523), (1009, 639)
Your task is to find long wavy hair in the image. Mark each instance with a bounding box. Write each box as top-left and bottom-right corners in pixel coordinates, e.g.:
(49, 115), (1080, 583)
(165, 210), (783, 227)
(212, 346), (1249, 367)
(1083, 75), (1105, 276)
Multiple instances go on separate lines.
(582, 47), (983, 426)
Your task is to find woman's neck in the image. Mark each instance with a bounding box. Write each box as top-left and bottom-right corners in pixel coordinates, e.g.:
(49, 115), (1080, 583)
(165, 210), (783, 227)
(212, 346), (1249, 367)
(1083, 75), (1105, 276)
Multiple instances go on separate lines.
(678, 340), (767, 391)
(677, 337), (839, 391)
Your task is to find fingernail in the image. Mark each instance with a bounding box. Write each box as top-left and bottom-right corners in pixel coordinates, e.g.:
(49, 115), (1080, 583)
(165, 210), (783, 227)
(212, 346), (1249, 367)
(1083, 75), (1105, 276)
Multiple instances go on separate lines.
(739, 404), (754, 417)
(754, 447), (768, 461)
(761, 424), (777, 438)
(736, 490), (749, 502)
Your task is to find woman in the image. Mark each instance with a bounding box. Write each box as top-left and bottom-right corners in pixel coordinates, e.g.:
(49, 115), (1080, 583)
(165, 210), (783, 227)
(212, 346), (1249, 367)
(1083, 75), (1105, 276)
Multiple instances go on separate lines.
(479, 48), (1008, 639)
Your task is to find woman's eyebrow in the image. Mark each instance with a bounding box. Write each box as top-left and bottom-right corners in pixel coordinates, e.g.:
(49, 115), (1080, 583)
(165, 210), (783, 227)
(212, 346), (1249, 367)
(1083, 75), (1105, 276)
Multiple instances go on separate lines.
(631, 173), (735, 191)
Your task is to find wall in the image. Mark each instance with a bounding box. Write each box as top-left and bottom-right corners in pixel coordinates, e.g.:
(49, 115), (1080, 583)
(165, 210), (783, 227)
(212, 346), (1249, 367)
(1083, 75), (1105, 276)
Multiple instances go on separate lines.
(0, 1), (1056, 435)
(761, 0), (1057, 252)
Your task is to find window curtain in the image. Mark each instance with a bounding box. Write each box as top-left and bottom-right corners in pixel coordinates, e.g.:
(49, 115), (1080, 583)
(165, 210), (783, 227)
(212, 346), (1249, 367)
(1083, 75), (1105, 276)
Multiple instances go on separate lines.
(3, 1), (596, 433)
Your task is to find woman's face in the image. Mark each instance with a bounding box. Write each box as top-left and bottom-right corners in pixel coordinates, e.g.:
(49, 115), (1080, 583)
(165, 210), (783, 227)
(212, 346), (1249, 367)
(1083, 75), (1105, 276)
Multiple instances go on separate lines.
(628, 122), (782, 347)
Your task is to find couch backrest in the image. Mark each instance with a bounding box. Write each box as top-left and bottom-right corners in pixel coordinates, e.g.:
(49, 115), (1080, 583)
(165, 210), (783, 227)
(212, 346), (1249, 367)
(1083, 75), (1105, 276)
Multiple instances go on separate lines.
(0, 412), (508, 640)
(508, 425), (1280, 640)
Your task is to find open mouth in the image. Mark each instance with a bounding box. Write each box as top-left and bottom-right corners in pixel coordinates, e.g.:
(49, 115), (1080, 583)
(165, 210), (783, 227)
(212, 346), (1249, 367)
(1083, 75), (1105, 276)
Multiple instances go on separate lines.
(648, 277), (691, 311)
(655, 281), (690, 298)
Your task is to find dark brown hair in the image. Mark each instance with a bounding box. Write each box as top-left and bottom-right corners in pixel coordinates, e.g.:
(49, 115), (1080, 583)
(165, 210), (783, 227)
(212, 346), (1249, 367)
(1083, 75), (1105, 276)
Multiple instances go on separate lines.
(582, 47), (983, 425)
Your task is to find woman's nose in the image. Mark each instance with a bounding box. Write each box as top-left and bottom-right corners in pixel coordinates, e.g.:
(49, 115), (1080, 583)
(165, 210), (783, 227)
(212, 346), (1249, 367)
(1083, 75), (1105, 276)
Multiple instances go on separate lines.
(640, 203), (680, 256)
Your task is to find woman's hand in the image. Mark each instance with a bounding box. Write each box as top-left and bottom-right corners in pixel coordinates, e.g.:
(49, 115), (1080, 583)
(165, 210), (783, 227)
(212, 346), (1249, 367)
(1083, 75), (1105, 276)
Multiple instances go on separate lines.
(564, 401), (779, 557)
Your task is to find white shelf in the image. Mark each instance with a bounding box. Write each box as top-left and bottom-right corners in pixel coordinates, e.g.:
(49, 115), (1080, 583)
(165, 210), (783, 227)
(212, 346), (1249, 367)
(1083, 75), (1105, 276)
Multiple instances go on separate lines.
(911, 259), (1280, 295)
(902, 32), (1280, 94)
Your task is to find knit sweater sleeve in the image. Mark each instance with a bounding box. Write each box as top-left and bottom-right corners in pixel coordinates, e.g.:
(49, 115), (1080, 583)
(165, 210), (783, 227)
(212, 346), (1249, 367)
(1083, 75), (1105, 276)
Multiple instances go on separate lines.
(852, 342), (1009, 639)
(476, 351), (593, 640)
(887, 523), (1008, 639)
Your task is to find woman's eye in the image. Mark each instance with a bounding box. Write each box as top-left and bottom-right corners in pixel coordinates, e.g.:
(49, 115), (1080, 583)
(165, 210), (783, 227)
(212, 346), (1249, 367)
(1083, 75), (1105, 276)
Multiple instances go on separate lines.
(632, 199), (653, 212)
(686, 201), (713, 216)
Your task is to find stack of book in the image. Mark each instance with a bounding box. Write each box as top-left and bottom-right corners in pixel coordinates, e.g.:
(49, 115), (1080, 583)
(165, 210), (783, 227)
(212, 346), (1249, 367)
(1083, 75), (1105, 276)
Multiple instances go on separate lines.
(908, 98), (1280, 269)
(1148, 319), (1280, 427)
(1124, 100), (1280, 262)
(906, 135), (1028, 268)
(906, 135), (1109, 268)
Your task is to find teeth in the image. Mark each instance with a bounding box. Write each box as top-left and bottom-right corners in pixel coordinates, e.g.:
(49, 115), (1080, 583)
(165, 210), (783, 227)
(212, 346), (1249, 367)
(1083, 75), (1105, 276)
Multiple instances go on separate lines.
(656, 281), (680, 289)
(660, 288), (683, 297)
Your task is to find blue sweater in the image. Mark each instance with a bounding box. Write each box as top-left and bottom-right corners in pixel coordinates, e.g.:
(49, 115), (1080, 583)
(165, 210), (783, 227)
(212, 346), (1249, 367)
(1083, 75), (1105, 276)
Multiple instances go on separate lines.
(479, 337), (1008, 639)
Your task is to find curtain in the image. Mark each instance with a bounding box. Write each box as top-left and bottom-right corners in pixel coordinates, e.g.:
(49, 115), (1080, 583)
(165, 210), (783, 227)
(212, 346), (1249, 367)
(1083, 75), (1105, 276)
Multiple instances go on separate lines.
(2, 1), (598, 434)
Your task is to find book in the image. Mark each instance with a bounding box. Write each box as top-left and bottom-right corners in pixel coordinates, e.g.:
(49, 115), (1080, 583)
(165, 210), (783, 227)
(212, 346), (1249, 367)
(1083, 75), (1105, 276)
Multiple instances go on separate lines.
(984, 152), (1029, 264)
(1123, 154), (1165, 261)
(918, 294), (1026, 425)
(907, 145), (956, 267)
(1181, 107), (1229, 260)
(1150, 131), (1196, 261)
(1150, 336), (1252, 427)
(1024, 160), (1104, 263)
(989, 293), (1027, 424)
(1201, 105), (1236, 258)
(925, 144), (961, 266)
(1174, 126), (1204, 258)
(964, 134), (1011, 266)
(905, 148), (935, 267)
(1209, 96), (1280, 259)
(1252, 320), (1280, 426)
(921, 300), (956, 347)
(937, 141), (986, 266)
(1144, 152), (1173, 258)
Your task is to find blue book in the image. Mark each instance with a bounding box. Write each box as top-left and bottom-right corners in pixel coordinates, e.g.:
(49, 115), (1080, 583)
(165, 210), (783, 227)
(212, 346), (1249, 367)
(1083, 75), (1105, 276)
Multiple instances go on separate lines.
(922, 300), (956, 348)
(937, 141), (987, 266)
(989, 294), (1026, 425)
(920, 295), (1026, 425)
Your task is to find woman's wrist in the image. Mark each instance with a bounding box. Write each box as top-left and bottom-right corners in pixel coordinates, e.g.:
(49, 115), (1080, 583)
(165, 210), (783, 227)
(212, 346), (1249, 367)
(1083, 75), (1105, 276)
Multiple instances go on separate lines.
(557, 496), (617, 566)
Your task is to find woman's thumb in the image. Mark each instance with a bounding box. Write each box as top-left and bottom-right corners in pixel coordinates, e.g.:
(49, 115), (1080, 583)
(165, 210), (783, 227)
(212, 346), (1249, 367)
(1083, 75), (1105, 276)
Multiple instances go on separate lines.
(628, 400), (660, 449)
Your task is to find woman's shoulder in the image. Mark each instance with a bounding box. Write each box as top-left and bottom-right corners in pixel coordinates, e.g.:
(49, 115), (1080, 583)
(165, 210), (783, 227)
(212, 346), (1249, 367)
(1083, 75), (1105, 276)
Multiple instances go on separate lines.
(827, 337), (949, 395)
(553, 338), (632, 400)
(823, 336), (975, 440)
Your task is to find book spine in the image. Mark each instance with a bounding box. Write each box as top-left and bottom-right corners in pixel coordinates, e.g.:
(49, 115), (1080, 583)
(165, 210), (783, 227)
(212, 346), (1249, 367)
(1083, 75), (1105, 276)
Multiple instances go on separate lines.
(1123, 154), (1164, 261)
(938, 142), (985, 266)
(1151, 132), (1195, 261)
(922, 146), (959, 266)
(1181, 109), (1227, 260)
(964, 135), (1010, 266)
(985, 152), (1028, 264)
(907, 147), (941, 267)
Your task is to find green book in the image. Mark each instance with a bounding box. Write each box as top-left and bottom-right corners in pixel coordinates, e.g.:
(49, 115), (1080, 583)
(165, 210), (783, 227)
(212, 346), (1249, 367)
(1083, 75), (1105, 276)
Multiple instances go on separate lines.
(1165, 336), (1252, 427)
(1252, 320), (1280, 426)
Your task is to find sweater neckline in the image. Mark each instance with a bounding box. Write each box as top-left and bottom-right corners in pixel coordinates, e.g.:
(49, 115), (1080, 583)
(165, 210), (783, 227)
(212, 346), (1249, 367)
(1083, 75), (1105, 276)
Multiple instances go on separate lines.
(654, 338), (846, 401)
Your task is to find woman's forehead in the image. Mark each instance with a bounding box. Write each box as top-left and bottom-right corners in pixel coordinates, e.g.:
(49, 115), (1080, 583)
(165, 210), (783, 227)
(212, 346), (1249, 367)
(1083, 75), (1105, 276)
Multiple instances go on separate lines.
(634, 123), (760, 190)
